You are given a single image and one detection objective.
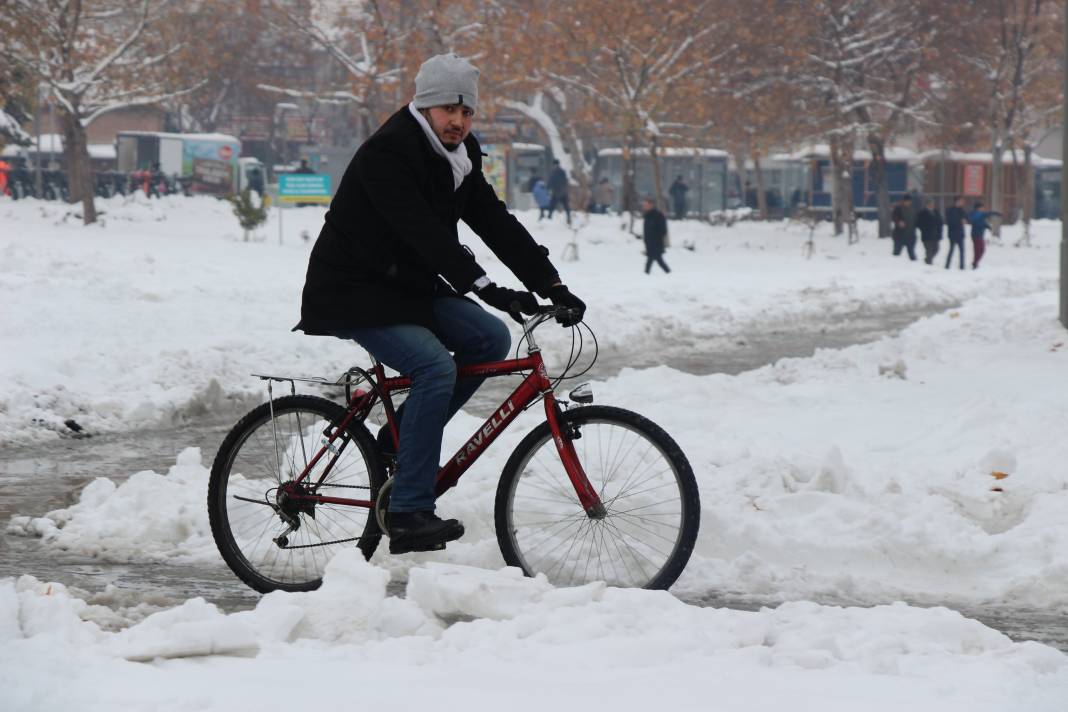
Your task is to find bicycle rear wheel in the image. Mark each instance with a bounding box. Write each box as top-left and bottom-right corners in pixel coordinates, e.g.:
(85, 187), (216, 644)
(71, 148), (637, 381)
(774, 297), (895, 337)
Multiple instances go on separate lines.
(495, 405), (699, 590)
(208, 395), (385, 593)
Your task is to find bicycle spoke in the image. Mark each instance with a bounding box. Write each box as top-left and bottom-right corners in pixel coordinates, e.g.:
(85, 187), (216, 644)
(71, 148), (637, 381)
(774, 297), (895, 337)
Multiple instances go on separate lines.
(504, 413), (692, 589)
(215, 402), (379, 591)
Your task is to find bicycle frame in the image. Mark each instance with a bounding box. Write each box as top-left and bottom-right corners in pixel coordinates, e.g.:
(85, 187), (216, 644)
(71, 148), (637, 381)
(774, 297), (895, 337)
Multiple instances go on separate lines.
(286, 347), (606, 517)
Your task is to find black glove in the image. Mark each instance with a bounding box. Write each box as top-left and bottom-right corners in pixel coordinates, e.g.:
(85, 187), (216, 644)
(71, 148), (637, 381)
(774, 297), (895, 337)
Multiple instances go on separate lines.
(474, 283), (539, 323)
(546, 285), (586, 327)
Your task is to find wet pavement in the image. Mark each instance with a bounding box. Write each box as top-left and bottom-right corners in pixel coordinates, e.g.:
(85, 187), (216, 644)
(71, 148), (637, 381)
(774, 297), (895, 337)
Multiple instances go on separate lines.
(4, 301), (1066, 651)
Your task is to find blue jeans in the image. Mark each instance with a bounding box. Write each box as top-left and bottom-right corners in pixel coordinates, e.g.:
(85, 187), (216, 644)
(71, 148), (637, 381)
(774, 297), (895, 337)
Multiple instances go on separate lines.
(334, 297), (510, 513)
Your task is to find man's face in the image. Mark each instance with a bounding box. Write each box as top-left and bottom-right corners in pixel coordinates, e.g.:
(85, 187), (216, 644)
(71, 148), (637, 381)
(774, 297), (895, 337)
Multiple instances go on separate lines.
(422, 103), (474, 150)
(641, 199), (654, 212)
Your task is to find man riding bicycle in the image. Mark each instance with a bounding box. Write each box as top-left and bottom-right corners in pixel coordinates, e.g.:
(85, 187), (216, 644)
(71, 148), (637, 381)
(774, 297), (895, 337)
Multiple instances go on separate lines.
(295, 54), (586, 555)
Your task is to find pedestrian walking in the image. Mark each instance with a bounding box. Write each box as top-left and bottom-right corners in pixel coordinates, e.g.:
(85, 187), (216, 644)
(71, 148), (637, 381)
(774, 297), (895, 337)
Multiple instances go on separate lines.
(669, 175), (689, 220)
(968, 201), (1001, 269)
(916, 198), (943, 265)
(532, 177), (550, 220)
(547, 159), (571, 225)
(944, 196), (968, 270)
(891, 194), (917, 261)
(638, 196), (670, 274)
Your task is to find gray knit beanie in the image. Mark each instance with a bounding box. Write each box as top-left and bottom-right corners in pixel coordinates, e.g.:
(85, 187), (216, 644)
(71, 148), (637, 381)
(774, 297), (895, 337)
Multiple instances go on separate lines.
(413, 53), (479, 112)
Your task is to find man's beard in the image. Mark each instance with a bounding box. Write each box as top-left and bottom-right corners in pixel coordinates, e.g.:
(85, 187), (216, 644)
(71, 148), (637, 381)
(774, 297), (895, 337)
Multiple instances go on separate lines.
(442, 141), (460, 151)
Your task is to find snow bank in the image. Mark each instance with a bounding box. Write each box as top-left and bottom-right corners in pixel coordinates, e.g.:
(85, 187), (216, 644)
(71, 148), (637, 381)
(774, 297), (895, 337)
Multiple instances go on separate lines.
(1, 559), (1065, 711)
(0, 196), (1059, 442)
(7, 447), (213, 561)
(9, 289), (1068, 611)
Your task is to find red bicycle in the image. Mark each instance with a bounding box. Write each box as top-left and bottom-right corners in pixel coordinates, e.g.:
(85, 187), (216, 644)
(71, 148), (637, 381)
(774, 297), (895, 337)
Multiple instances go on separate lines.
(208, 306), (699, 593)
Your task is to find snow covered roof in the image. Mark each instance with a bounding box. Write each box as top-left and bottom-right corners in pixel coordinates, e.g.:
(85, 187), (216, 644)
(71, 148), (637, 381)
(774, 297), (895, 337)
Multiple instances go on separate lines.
(0, 133), (115, 159)
(784, 144), (920, 162)
(915, 149), (1062, 168)
(511, 142), (547, 153)
(116, 131), (240, 143)
(597, 147), (729, 158)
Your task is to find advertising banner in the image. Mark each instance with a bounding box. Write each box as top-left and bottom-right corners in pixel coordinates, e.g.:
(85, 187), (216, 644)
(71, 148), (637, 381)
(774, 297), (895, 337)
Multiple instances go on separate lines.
(481, 144), (508, 201)
(962, 163), (985, 196)
(184, 138), (240, 194)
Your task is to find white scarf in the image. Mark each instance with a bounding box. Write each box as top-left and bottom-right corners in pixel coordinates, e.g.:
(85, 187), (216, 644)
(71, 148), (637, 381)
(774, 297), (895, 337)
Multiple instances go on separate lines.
(408, 102), (472, 191)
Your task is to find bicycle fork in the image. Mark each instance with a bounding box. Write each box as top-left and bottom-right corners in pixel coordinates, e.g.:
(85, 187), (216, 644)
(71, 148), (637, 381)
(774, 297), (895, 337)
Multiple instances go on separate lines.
(545, 398), (606, 519)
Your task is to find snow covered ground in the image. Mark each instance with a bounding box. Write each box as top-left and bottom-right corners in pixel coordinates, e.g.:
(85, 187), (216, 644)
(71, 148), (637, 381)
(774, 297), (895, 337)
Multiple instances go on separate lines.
(0, 194), (1059, 442)
(4, 555), (1067, 711)
(3, 195), (1067, 709)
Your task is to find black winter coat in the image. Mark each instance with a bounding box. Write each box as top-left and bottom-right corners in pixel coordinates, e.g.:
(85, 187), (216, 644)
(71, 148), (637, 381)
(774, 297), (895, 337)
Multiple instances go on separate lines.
(891, 203), (916, 240)
(642, 208), (668, 256)
(548, 167), (568, 196)
(297, 107), (559, 335)
(916, 208), (943, 242)
(945, 206), (967, 237)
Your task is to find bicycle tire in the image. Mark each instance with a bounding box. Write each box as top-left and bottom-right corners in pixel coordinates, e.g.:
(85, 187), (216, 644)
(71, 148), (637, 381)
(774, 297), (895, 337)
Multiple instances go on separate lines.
(208, 395), (385, 593)
(495, 405), (699, 590)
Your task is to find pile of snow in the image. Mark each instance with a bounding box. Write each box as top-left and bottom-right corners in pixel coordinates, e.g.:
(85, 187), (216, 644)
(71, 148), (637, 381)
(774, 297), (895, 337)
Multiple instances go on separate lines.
(2, 555), (1065, 710)
(0, 196), (1059, 442)
(10, 290), (1068, 611)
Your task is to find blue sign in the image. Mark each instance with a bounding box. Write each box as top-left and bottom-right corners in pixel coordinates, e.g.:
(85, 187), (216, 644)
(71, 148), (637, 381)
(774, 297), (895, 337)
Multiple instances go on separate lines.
(279, 174), (331, 203)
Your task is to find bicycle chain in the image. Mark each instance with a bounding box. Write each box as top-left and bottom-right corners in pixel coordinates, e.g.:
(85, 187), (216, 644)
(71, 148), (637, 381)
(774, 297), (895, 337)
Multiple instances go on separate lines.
(279, 535), (365, 550)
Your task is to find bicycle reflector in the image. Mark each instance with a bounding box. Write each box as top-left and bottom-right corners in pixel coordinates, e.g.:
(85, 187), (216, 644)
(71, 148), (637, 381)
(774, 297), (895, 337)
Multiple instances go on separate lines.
(568, 383), (593, 404)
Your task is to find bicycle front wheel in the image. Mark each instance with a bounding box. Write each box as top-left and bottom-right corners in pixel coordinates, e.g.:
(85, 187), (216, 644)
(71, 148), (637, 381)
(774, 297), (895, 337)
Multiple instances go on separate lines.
(495, 405), (699, 590)
(208, 395), (385, 593)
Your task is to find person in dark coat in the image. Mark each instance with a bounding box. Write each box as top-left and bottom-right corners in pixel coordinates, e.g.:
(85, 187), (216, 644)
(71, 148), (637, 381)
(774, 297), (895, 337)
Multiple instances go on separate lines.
(915, 198), (943, 265)
(968, 201), (1001, 269)
(638, 197), (670, 274)
(668, 175), (689, 220)
(891, 194), (917, 260)
(296, 53), (586, 555)
(547, 159), (571, 225)
(944, 196), (968, 270)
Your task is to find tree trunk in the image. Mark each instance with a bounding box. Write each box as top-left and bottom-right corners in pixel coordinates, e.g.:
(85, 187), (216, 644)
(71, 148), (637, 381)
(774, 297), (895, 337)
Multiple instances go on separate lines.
(829, 136), (844, 236)
(650, 134), (665, 211)
(621, 131), (638, 215)
(62, 110), (97, 225)
(1019, 143), (1033, 246)
(868, 133), (891, 238)
(990, 131), (1003, 238)
(562, 121), (591, 215)
(733, 148), (748, 211)
(752, 149), (768, 220)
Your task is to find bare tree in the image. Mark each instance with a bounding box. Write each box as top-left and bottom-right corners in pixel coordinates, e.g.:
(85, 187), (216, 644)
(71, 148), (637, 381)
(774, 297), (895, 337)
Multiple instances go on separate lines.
(944, 0), (1060, 237)
(523, 0), (728, 214)
(260, 0), (487, 142)
(787, 0), (938, 240)
(0, 0), (200, 224)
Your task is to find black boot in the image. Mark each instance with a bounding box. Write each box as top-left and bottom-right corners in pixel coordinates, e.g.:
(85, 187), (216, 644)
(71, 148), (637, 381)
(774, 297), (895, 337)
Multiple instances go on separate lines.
(388, 511), (464, 554)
